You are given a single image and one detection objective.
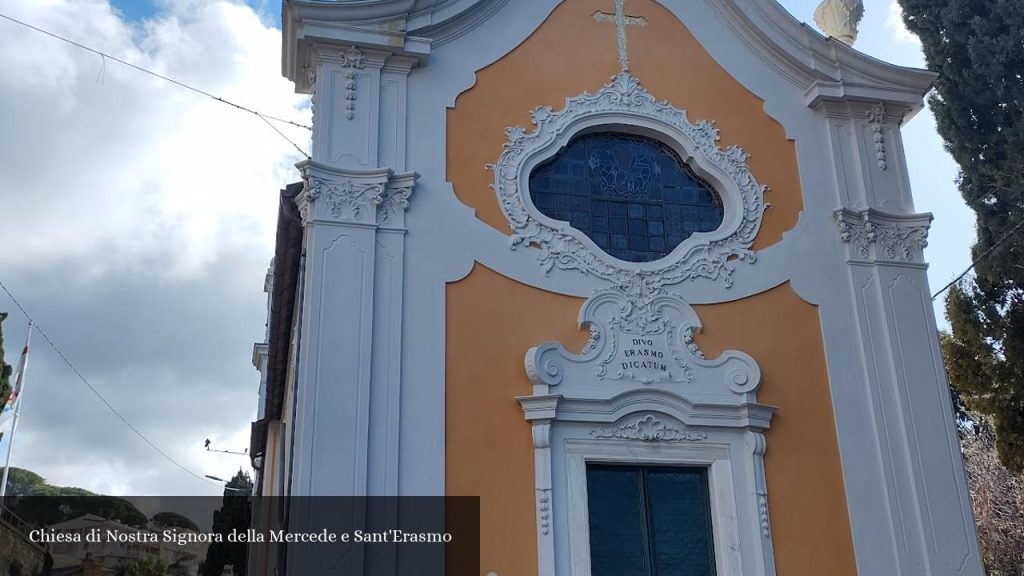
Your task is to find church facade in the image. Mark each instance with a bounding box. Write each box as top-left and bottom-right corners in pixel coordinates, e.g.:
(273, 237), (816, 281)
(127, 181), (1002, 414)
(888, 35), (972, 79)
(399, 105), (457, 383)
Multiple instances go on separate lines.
(250, 1), (984, 574)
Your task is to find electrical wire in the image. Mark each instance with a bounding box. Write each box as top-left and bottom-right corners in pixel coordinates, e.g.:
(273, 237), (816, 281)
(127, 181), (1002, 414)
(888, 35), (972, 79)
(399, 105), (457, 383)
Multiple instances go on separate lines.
(0, 12), (311, 158)
(0, 278), (224, 489)
(931, 218), (1024, 301)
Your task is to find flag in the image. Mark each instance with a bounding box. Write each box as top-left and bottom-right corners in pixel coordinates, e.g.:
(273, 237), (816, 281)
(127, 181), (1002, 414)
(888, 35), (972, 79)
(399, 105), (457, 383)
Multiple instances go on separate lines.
(0, 335), (30, 436)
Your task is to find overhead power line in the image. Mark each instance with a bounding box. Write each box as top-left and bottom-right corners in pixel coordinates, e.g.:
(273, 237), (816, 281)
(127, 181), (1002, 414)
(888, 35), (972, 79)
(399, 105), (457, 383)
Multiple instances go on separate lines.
(0, 278), (223, 489)
(0, 12), (311, 158)
(931, 218), (1024, 301)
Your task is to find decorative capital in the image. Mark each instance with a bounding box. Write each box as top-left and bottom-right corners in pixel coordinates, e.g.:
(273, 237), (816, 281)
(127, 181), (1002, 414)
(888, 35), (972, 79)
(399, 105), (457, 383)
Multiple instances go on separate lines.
(377, 171), (417, 228)
(835, 208), (931, 264)
(814, 0), (865, 46)
(296, 161), (418, 226)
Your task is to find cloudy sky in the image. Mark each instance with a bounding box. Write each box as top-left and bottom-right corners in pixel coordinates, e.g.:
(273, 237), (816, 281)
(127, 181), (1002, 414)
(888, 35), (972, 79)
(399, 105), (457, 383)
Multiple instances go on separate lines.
(0, 0), (974, 496)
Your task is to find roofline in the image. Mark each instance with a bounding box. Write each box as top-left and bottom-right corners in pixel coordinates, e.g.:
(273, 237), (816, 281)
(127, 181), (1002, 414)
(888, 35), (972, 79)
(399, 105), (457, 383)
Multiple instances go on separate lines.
(282, 0), (935, 112)
(252, 182), (304, 470)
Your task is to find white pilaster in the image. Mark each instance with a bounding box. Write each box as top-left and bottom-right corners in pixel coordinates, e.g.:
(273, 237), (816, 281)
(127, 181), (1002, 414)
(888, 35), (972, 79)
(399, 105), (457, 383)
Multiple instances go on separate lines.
(823, 100), (984, 574)
(287, 29), (421, 502)
(817, 100), (916, 212)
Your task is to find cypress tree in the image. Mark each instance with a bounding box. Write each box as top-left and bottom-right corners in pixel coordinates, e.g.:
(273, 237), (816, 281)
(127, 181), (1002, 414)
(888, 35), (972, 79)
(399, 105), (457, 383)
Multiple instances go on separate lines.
(200, 470), (253, 576)
(899, 0), (1024, 471)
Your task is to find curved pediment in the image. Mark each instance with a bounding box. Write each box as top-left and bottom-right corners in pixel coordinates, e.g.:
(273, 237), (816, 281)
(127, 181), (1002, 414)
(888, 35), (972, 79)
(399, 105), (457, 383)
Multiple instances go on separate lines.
(285, 0), (935, 112)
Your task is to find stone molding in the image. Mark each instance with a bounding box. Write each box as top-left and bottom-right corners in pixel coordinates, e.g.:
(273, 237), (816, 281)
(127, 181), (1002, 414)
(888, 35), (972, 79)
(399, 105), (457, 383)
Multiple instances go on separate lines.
(518, 388), (776, 576)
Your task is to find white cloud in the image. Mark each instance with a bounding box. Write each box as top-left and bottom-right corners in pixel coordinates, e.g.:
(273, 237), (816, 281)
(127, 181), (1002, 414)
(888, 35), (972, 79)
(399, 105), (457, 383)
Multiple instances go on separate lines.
(885, 0), (920, 45)
(0, 0), (308, 495)
(0, 0), (309, 278)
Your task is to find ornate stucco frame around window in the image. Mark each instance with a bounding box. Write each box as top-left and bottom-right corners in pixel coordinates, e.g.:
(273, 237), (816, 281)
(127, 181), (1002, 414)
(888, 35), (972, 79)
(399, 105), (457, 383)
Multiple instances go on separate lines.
(490, 70), (769, 290)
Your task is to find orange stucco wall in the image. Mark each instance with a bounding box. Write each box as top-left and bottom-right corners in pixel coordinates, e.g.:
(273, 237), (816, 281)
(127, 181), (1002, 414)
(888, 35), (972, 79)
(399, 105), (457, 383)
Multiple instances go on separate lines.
(447, 0), (801, 251)
(447, 264), (589, 576)
(445, 0), (856, 574)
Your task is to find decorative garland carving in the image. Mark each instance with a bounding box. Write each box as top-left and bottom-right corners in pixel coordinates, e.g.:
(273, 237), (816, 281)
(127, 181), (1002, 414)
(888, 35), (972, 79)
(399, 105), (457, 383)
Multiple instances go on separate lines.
(490, 71), (767, 296)
(749, 431), (772, 538)
(537, 489), (552, 536)
(591, 414), (707, 442)
(339, 46), (366, 121)
(835, 208), (930, 263)
(867, 103), (887, 171)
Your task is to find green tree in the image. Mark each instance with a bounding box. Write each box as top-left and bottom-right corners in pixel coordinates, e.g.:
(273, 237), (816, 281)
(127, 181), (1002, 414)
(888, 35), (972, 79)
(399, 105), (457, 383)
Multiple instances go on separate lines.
(114, 557), (168, 576)
(199, 470), (252, 576)
(0, 466), (45, 497)
(151, 511), (201, 532)
(1, 467), (148, 528)
(900, 0), (1024, 472)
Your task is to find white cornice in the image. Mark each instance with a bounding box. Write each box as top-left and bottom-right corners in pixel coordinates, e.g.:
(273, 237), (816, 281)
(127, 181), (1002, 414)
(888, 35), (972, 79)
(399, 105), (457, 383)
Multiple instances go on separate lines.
(282, 0), (503, 85)
(282, 0), (439, 86)
(705, 0), (935, 115)
(283, 0), (936, 114)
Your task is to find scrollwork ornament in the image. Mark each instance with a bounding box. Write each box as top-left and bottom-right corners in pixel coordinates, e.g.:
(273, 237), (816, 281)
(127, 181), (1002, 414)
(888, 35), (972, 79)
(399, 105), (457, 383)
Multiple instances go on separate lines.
(490, 71), (767, 302)
(377, 185), (413, 225)
(591, 414), (707, 442)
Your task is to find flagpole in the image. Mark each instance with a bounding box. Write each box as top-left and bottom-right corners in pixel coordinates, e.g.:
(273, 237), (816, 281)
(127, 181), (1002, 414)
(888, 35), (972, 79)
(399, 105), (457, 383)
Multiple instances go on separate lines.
(1, 322), (33, 499)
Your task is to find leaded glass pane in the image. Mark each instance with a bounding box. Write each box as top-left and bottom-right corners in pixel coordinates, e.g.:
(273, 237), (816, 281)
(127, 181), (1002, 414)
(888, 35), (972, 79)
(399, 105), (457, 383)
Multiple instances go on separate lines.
(647, 468), (717, 576)
(586, 464), (717, 576)
(586, 466), (647, 576)
(529, 132), (724, 262)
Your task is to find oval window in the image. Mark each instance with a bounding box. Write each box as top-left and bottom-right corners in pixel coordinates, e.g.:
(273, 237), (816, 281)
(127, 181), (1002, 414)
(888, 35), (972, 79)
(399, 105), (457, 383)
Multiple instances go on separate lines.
(529, 132), (724, 263)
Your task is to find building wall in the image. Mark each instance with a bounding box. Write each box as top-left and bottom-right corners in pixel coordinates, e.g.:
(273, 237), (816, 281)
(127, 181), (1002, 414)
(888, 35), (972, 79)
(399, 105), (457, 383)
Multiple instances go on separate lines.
(278, 0), (984, 572)
(447, 0), (801, 251)
(0, 518), (45, 576)
(445, 1), (855, 574)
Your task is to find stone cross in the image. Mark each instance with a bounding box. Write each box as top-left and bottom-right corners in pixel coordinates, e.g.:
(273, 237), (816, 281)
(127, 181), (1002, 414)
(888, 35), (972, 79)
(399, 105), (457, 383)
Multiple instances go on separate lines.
(593, 0), (647, 70)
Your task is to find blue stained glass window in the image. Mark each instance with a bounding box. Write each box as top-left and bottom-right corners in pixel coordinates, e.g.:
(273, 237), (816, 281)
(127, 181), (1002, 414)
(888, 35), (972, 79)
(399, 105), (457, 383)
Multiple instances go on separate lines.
(529, 132), (724, 262)
(587, 464), (717, 576)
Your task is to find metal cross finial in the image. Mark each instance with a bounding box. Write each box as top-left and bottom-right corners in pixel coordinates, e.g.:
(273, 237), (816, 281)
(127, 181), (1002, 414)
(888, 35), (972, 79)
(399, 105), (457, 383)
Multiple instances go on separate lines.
(593, 0), (647, 70)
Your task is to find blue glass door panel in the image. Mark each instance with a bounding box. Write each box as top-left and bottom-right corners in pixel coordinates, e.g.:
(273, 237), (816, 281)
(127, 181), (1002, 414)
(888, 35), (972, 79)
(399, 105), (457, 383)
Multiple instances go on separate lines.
(586, 464), (716, 576)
